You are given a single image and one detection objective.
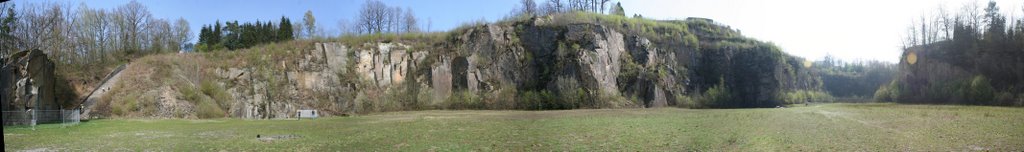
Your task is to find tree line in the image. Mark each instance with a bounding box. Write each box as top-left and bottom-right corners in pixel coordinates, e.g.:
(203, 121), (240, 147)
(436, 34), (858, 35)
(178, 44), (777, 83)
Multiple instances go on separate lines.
(196, 17), (294, 51)
(515, 0), (623, 17)
(0, 1), (192, 67)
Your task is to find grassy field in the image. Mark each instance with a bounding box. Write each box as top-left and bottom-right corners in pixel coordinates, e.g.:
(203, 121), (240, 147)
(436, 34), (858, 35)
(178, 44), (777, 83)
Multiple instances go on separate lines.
(4, 103), (1024, 151)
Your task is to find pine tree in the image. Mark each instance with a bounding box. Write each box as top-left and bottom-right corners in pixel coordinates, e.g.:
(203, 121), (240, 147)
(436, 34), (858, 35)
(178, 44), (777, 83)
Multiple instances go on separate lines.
(213, 21), (222, 45)
(278, 17), (293, 42)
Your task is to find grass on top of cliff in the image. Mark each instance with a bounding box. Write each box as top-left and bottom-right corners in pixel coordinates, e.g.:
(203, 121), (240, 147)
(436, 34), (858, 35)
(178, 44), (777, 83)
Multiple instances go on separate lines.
(5, 103), (1023, 151)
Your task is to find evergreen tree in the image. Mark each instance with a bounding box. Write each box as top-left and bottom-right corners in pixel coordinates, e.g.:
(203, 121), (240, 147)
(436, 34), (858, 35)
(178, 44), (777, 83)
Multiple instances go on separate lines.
(198, 25), (210, 49)
(278, 17), (293, 42)
(213, 21), (222, 45)
(983, 1), (1006, 41)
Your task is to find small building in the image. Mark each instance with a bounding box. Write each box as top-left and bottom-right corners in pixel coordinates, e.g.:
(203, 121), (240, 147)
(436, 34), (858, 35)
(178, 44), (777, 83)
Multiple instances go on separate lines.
(297, 110), (318, 119)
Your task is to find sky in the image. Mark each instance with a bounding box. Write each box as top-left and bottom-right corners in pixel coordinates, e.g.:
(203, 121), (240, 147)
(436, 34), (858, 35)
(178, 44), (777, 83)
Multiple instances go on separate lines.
(9, 0), (1024, 62)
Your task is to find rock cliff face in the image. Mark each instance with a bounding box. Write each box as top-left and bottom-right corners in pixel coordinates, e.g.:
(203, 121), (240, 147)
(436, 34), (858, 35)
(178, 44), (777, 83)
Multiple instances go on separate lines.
(96, 15), (822, 118)
(1, 50), (60, 124)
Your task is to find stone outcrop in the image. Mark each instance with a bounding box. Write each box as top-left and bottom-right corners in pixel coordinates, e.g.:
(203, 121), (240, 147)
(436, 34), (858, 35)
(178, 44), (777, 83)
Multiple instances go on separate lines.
(90, 16), (823, 118)
(1, 50), (59, 124)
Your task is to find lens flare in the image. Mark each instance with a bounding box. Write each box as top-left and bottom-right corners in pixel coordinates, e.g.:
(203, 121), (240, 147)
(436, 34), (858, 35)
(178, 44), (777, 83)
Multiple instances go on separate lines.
(906, 51), (917, 65)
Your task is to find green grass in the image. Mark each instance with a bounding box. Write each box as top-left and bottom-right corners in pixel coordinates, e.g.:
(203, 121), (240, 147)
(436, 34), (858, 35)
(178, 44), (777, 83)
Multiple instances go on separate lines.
(4, 103), (1023, 151)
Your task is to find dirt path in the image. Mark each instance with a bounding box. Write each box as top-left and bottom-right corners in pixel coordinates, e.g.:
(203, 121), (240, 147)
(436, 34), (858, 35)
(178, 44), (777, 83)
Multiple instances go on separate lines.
(80, 64), (128, 119)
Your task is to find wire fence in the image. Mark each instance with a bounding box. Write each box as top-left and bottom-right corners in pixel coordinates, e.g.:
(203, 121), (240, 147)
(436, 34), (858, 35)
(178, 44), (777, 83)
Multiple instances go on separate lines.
(2, 109), (80, 127)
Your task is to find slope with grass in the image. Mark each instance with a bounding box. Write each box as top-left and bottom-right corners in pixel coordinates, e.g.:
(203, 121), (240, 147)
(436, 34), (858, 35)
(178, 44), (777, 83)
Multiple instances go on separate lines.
(4, 103), (1022, 151)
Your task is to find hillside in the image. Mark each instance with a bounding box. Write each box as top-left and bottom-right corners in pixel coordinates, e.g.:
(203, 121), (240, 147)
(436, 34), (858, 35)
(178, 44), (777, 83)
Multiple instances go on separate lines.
(94, 12), (827, 118)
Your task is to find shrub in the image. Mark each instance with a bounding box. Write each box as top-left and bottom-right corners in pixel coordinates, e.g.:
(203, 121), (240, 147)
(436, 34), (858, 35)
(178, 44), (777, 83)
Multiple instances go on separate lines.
(593, 91), (631, 108)
(701, 82), (731, 108)
(1018, 93), (1024, 107)
(196, 96), (226, 119)
(200, 79), (233, 109)
(519, 90), (558, 110)
(994, 92), (1015, 106)
(489, 85), (519, 109)
(874, 81), (900, 102)
(179, 84), (202, 102)
(417, 87), (437, 108)
(110, 92), (142, 117)
(519, 91), (541, 110)
(968, 75), (995, 104)
(783, 90), (834, 104)
(874, 84), (892, 102)
(353, 91), (371, 114)
(555, 76), (584, 109)
(675, 94), (701, 108)
(383, 80), (424, 111)
(444, 91), (482, 109)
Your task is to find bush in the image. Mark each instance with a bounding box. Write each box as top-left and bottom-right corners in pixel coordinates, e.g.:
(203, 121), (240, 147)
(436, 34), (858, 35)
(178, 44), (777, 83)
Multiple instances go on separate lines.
(1018, 93), (1024, 107)
(555, 76), (584, 109)
(874, 81), (900, 102)
(994, 92), (1015, 106)
(519, 90), (557, 110)
(179, 84), (202, 102)
(968, 75), (995, 104)
(109, 92), (143, 117)
(196, 96), (226, 119)
(675, 94), (701, 108)
(488, 85), (519, 109)
(701, 82), (731, 108)
(200, 80), (233, 109)
(784, 90), (834, 104)
(444, 91), (482, 109)
(353, 91), (371, 114)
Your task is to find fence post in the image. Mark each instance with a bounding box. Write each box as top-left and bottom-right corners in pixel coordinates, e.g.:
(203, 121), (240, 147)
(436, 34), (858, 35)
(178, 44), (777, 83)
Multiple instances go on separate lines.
(30, 109), (35, 130)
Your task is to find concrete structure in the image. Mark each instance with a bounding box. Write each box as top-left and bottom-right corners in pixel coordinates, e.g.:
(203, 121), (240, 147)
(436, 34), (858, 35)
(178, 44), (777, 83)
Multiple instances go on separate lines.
(297, 110), (319, 119)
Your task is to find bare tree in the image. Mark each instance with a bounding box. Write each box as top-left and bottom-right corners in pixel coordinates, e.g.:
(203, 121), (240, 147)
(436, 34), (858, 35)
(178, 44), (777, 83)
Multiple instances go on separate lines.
(388, 6), (402, 33)
(337, 18), (357, 36)
(903, 18), (920, 49)
(937, 4), (953, 40)
(292, 20), (305, 39)
(172, 17), (191, 51)
(544, 0), (563, 14)
(519, 0), (538, 16)
(961, 0), (983, 33)
(146, 18), (171, 52)
(600, 0), (609, 13)
(402, 7), (418, 33)
(15, 2), (77, 63)
(303, 10), (316, 39)
(359, 0), (388, 34)
(75, 3), (110, 63)
(113, 0), (151, 56)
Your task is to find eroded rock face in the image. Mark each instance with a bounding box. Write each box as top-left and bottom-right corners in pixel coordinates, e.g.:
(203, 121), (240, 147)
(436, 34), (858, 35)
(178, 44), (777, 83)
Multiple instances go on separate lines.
(423, 21), (681, 108)
(354, 43), (428, 88)
(210, 42), (435, 118)
(1, 50), (60, 124)
(129, 19), (711, 119)
(1, 50), (57, 111)
(573, 24), (624, 96)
